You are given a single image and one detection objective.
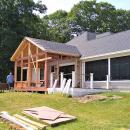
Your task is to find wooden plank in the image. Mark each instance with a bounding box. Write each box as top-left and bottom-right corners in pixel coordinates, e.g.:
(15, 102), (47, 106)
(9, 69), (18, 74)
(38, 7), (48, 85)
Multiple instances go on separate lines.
(0, 113), (36, 130)
(14, 114), (46, 129)
(23, 106), (77, 127)
(30, 57), (52, 63)
(13, 117), (38, 130)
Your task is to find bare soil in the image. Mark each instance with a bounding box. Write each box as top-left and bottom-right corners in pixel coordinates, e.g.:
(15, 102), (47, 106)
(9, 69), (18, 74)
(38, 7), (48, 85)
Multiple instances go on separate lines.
(75, 95), (122, 103)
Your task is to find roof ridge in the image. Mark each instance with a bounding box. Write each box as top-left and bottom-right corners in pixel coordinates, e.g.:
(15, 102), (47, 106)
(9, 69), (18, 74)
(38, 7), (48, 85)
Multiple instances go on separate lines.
(83, 30), (130, 43)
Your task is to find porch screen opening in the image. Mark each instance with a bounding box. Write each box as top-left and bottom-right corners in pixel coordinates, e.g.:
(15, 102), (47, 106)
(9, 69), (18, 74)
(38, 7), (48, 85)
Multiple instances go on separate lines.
(17, 67), (21, 81)
(85, 59), (108, 81)
(23, 69), (27, 81)
(111, 56), (130, 80)
(40, 68), (44, 80)
(59, 65), (74, 80)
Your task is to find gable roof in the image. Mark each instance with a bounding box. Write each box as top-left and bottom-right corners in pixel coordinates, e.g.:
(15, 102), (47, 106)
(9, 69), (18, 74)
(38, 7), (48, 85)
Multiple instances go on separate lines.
(26, 37), (81, 56)
(67, 30), (130, 58)
(11, 37), (81, 61)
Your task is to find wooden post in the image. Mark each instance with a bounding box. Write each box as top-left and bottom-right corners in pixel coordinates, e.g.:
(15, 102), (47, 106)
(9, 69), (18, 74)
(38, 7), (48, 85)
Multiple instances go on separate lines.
(75, 59), (78, 87)
(21, 51), (23, 88)
(72, 71), (76, 88)
(27, 43), (31, 87)
(106, 75), (109, 90)
(14, 61), (17, 88)
(56, 60), (59, 80)
(36, 47), (39, 87)
(50, 73), (53, 88)
(90, 73), (94, 89)
(44, 53), (48, 88)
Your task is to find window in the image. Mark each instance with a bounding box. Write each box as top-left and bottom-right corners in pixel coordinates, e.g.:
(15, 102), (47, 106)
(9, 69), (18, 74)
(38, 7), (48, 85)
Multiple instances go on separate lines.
(85, 59), (108, 81)
(59, 65), (74, 80)
(111, 56), (130, 80)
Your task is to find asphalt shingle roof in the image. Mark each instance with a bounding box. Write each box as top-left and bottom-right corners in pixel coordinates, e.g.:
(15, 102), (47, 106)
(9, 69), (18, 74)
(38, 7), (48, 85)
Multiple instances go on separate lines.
(27, 37), (81, 57)
(67, 30), (130, 58)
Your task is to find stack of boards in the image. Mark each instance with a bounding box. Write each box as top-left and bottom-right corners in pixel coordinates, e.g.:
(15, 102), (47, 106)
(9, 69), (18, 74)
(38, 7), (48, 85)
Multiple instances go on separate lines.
(0, 112), (46, 130)
(0, 106), (76, 129)
(23, 106), (77, 126)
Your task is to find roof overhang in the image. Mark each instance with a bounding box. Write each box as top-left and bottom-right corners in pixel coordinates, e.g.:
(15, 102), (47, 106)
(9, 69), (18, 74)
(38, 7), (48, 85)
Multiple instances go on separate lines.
(11, 37), (80, 61)
(10, 37), (47, 61)
(80, 49), (130, 61)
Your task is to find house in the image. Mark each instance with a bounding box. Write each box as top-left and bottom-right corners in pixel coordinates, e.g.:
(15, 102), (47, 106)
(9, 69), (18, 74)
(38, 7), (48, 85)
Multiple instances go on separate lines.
(11, 30), (130, 92)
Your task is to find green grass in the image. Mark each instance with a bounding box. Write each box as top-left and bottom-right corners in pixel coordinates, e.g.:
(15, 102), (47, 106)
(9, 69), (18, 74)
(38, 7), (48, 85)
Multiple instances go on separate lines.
(0, 92), (130, 130)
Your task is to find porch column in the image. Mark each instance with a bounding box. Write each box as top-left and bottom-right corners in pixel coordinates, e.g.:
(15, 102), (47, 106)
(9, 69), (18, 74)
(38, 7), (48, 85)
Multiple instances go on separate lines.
(75, 59), (78, 87)
(21, 51), (23, 87)
(56, 60), (59, 80)
(90, 73), (94, 89)
(108, 58), (111, 81)
(82, 62), (85, 88)
(44, 53), (48, 88)
(14, 61), (17, 88)
(28, 43), (31, 87)
(36, 47), (39, 87)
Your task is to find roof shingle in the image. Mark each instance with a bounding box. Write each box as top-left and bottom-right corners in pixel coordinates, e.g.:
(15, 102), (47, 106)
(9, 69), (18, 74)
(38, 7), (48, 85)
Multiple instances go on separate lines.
(67, 30), (130, 58)
(27, 37), (81, 57)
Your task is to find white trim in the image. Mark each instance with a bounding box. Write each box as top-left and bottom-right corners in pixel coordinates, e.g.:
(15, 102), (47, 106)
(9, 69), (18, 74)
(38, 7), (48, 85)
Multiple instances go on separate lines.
(59, 62), (75, 67)
(108, 58), (111, 81)
(22, 67), (28, 69)
(86, 80), (130, 83)
(86, 81), (106, 83)
(110, 80), (130, 82)
(80, 49), (130, 61)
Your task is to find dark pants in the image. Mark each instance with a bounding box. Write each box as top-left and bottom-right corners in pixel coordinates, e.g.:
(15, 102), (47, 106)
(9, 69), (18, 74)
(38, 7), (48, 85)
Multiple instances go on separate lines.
(7, 83), (13, 90)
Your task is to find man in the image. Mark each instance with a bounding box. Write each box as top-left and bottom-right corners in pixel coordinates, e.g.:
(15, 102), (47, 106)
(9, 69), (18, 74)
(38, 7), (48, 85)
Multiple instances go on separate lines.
(6, 72), (14, 90)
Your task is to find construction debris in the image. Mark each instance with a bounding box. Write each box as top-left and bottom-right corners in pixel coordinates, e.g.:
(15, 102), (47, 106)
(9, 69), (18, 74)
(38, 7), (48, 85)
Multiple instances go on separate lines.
(23, 106), (76, 126)
(0, 111), (46, 130)
(75, 94), (123, 103)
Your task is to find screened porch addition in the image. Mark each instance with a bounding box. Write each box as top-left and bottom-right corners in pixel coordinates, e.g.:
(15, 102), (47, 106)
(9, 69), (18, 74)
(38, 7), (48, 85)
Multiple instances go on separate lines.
(12, 37), (80, 92)
(84, 55), (130, 89)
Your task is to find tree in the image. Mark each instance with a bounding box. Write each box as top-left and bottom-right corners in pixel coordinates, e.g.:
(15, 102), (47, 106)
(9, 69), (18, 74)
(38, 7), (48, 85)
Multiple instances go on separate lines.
(68, 0), (97, 33)
(96, 2), (115, 32)
(110, 9), (130, 32)
(0, 0), (47, 82)
(42, 10), (72, 43)
(68, 0), (116, 34)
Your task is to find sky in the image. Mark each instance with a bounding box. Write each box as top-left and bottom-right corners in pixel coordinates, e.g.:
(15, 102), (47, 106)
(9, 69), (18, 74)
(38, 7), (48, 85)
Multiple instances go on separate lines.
(34, 0), (130, 15)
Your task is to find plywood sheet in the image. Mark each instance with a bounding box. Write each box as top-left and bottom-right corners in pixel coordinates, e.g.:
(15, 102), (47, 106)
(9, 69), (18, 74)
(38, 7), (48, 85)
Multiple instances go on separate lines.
(23, 106), (76, 126)
(24, 106), (63, 121)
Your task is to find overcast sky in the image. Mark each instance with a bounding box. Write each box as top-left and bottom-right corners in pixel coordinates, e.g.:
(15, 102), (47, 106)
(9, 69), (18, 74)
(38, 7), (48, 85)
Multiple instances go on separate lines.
(34, 0), (130, 15)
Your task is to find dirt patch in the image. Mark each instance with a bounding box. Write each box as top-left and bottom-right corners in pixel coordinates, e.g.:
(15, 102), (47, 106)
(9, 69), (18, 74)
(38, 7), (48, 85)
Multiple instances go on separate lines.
(75, 95), (122, 103)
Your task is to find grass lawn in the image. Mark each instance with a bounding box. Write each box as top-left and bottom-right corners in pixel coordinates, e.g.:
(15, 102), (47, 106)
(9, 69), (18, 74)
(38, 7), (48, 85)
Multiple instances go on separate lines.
(0, 92), (130, 130)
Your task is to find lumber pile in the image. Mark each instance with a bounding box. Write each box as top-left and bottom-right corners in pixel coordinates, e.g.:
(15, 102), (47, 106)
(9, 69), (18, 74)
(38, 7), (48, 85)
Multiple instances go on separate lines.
(23, 106), (77, 126)
(0, 111), (46, 130)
